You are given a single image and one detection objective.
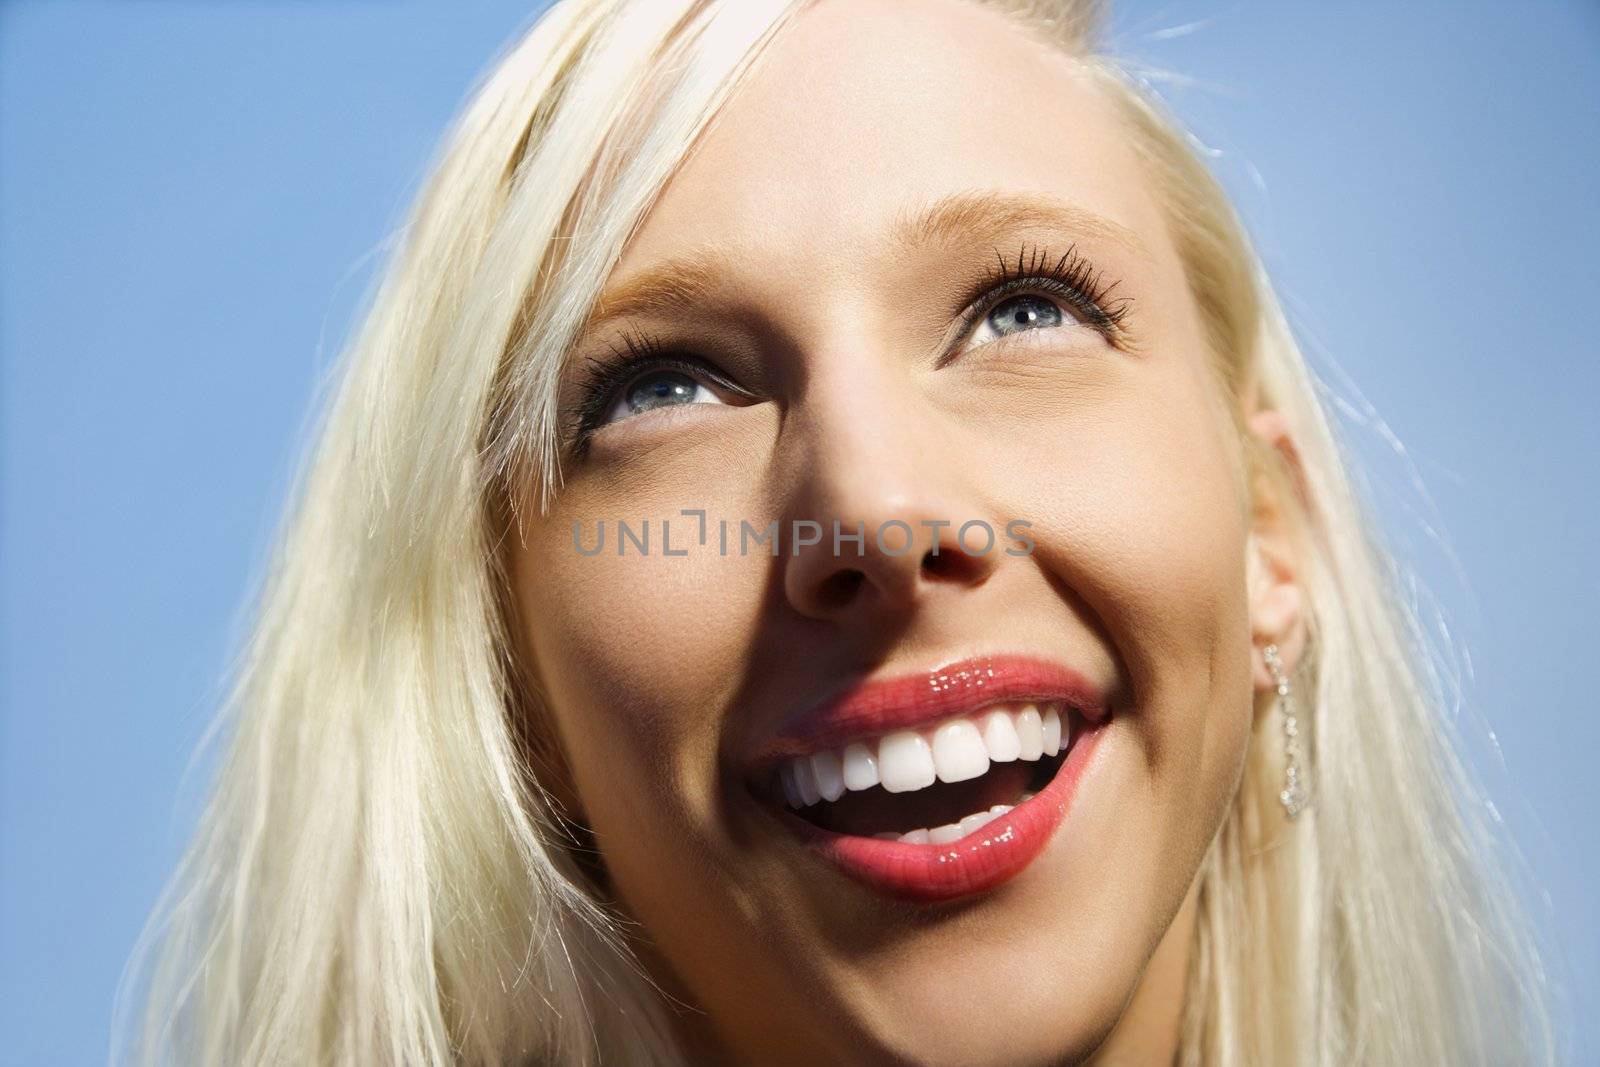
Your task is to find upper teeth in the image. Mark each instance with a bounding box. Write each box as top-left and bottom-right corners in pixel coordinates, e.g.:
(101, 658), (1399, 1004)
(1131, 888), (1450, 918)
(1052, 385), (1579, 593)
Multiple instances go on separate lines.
(778, 702), (1069, 809)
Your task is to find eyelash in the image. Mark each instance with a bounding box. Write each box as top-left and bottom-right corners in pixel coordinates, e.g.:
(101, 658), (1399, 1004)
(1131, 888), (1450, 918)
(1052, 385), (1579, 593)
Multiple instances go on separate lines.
(956, 242), (1131, 348)
(569, 335), (747, 452)
(568, 243), (1130, 448)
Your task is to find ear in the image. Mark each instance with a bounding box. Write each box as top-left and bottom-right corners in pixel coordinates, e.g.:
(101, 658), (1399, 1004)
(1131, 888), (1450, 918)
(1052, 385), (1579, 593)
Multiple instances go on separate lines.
(1245, 409), (1310, 691)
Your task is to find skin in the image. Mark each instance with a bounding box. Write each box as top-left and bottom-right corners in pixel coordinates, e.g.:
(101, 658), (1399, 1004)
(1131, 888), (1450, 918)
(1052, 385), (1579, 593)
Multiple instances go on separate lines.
(509, 0), (1306, 1063)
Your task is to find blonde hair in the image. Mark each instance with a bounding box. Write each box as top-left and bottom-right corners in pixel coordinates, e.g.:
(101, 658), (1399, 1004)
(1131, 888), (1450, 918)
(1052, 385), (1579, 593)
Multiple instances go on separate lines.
(114, 1), (1555, 1064)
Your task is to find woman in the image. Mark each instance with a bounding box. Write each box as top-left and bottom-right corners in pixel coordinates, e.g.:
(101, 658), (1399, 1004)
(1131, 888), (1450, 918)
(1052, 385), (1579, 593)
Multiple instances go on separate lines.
(116, 0), (1555, 1063)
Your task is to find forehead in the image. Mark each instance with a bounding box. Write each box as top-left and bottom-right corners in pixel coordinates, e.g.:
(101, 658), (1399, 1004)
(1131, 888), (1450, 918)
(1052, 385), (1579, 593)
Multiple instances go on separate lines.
(613, 0), (1172, 284)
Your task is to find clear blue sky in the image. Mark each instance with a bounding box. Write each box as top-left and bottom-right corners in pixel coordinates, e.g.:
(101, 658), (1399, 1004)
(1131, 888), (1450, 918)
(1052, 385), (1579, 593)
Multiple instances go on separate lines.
(2, 2), (1595, 1063)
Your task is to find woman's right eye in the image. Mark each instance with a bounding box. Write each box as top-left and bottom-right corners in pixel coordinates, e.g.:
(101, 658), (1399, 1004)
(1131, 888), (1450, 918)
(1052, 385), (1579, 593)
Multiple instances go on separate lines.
(596, 365), (734, 428)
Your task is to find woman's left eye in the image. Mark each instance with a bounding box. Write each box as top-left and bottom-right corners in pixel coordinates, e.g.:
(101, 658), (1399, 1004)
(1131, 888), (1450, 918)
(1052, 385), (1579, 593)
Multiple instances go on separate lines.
(965, 293), (1071, 348)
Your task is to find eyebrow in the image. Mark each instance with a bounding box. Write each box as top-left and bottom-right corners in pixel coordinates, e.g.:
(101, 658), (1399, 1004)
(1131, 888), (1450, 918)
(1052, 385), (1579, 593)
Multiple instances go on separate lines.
(579, 189), (1148, 336)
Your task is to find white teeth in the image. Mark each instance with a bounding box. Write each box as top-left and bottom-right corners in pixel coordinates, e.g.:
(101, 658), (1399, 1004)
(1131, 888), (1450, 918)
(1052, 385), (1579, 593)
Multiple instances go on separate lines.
(980, 709), (1022, 762)
(780, 764), (804, 809)
(810, 750), (846, 803)
(776, 702), (1078, 810)
(794, 759), (822, 806)
(1042, 705), (1061, 756)
(959, 810), (997, 836)
(864, 806), (1024, 844)
(878, 730), (937, 793)
(841, 742), (879, 791)
(1015, 704), (1045, 761)
(893, 805), (1009, 846)
(931, 719), (989, 783)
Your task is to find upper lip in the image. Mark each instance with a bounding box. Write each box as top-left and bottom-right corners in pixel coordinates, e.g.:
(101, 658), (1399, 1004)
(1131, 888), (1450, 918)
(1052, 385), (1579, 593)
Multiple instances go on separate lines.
(745, 653), (1110, 772)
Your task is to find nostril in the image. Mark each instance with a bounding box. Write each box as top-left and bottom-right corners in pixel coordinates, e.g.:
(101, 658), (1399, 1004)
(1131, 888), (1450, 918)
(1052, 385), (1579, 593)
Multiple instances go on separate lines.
(816, 569), (865, 610)
(921, 547), (977, 582)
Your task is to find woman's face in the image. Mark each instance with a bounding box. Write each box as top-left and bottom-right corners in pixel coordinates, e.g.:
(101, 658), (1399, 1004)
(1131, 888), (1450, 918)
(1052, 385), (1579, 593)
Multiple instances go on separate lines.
(512, 0), (1263, 1062)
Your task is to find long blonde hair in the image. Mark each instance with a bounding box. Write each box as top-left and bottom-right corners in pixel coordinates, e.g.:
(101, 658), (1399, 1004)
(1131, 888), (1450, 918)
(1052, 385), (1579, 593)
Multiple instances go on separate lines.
(113, 1), (1555, 1063)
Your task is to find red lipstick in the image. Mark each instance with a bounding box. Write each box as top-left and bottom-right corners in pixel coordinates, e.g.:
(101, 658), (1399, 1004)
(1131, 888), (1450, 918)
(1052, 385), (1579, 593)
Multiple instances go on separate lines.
(786, 718), (1107, 902)
(753, 653), (1108, 766)
(749, 654), (1113, 902)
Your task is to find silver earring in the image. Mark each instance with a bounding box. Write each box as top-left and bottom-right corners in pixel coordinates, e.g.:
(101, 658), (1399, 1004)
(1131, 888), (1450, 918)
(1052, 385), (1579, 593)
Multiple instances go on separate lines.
(1264, 643), (1310, 819)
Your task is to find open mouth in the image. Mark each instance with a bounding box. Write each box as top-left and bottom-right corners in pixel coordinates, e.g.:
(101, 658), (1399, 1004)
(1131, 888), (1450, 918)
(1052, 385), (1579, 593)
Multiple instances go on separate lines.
(744, 654), (1111, 901)
(760, 702), (1078, 844)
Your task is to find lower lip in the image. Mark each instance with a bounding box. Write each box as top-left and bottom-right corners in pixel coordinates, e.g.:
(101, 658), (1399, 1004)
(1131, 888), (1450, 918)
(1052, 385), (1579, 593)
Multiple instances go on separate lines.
(775, 717), (1109, 902)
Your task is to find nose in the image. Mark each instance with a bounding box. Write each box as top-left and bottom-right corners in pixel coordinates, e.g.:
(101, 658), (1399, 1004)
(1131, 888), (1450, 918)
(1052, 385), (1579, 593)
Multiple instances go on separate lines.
(778, 372), (1000, 624)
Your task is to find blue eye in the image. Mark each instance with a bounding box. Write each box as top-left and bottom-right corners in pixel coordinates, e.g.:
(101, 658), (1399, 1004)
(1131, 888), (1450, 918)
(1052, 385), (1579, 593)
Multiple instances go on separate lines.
(949, 244), (1131, 358)
(599, 366), (729, 426)
(967, 293), (1068, 347)
(628, 370), (698, 411)
(988, 294), (1063, 335)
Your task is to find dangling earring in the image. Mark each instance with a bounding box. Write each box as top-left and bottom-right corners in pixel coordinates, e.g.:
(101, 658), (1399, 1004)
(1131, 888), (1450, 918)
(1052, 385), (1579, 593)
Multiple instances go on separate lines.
(1264, 643), (1310, 819)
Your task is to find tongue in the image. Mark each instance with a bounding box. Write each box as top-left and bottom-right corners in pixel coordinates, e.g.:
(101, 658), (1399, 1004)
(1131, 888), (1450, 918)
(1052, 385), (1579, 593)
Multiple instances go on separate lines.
(810, 762), (1036, 837)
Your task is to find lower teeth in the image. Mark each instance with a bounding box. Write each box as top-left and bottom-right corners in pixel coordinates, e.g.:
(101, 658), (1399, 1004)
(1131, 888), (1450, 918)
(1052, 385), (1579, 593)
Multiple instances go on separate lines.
(871, 792), (1037, 844)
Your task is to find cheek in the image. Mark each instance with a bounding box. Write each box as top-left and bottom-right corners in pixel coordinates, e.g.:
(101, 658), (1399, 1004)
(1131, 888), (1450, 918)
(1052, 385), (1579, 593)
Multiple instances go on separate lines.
(512, 478), (768, 871)
(983, 355), (1255, 792)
